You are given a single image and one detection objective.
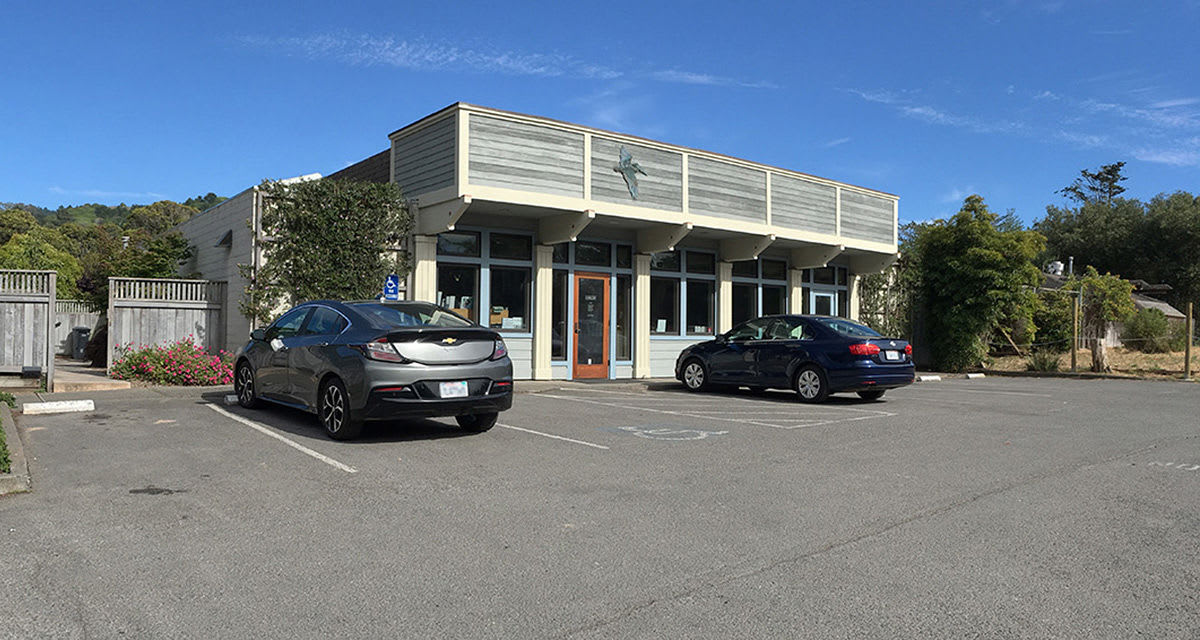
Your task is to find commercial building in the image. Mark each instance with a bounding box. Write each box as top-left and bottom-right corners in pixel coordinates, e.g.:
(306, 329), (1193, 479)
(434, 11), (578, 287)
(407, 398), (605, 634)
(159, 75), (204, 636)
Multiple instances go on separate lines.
(180, 102), (900, 380)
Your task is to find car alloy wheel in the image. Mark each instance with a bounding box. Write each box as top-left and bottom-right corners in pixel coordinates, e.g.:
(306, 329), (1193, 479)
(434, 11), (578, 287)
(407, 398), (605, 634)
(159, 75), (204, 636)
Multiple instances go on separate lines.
(235, 363), (259, 409)
(683, 360), (706, 391)
(794, 366), (829, 403)
(320, 378), (363, 440)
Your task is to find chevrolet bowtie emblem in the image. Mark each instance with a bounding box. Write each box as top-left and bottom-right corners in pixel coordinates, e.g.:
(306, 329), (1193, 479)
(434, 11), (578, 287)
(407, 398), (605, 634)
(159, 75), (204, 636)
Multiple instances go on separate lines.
(442, 337), (458, 344)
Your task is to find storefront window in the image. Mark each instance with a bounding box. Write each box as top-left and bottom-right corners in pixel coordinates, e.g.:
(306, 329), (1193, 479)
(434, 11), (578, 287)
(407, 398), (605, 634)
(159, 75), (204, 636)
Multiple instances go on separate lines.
(685, 251), (715, 275)
(732, 283), (757, 326)
(575, 240), (611, 266)
(489, 267), (530, 331)
(616, 275), (631, 360)
(813, 266), (836, 285)
(838, 290), (849, 318)
(802, 286), (811, 314)
(650, 251), (680, 272)
(731, 260), (757, 278)
(762, 259), (787, 281)
(552, 270), (567, 360)
(762, 285), (786, 316)
(489, 233), (532, 260)
(836, 266), (848, 286)
(437, 264), (479, 322)
(686, 280), (715, 335)
(552, 242), (569, 264)
(437, 231), (480, 257)
(650, 277), (679, 334)
(616, 245), (632, 269)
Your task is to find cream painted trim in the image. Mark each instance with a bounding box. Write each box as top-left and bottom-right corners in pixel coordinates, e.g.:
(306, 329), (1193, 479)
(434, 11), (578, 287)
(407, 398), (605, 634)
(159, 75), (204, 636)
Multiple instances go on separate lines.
(717, 261), (733, 333)
(454, 103), (898, 201)
(411, 236), (438, 303)
(893, 199), (899, 245)
(633, 254), (651, 378)
(532, 245), (553, 380)
(788, 269), (805, 314)
(538, 210), (595, 245)
(637, 223), (692, 254)
(719, 234), (775, 262)
(416, 196), (472, 235)
(461, 183), (897, 254)
(847, 252), (900, 274)
(456, 111), (469, 196)
(848, 274), (861, 321)
(791, 245), (844, 270)
(406, 186), (460, 210)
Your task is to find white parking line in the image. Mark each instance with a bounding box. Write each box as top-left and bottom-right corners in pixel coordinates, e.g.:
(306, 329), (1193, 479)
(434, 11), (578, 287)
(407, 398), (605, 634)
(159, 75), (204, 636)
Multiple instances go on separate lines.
(497, 423), (610, 450)
(205, 404), (359, 474)
(539, 393), (894, 430)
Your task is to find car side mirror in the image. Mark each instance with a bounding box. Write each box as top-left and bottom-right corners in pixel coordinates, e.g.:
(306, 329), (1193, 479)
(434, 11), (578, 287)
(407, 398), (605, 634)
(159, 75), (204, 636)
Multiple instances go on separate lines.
(251, 328), (266, 341)
(715, 333), (729, 344)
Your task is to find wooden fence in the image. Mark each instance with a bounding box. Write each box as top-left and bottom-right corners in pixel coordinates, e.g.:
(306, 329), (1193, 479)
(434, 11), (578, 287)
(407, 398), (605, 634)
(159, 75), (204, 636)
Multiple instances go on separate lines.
(54, 299), (100, 356)
(107, 277), (227, 369)
(0, 270), (57, 390)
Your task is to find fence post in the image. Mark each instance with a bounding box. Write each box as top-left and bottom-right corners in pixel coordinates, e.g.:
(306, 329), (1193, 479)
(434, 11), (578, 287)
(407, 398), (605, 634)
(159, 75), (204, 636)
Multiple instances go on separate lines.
(46, 272), (56, 392)
(107, 277), (116, 372)
(1071, 295), (1079, 373)
(1185, 302), (1193, 381)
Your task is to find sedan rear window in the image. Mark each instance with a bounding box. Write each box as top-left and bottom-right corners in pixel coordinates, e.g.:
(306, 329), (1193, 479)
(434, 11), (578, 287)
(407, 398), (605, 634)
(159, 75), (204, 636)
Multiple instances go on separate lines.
(353, 302), (473, 328)
(813, 318), (882, 338)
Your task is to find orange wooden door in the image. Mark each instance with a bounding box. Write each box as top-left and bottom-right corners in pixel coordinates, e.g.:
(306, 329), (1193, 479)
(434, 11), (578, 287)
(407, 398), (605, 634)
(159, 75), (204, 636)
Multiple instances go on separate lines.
(573, 273), (610, 379)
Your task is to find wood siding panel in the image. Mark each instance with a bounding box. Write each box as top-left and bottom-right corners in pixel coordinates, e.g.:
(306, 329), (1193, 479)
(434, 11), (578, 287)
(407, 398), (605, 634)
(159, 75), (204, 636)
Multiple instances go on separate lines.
(468, 115), (584, 198)
(505, 336), (533, 379)
(649, 338), (705, 378)
(840, 191), (895, 244)
(0, 271), (53, 372)
(688, 157), (767, 222)
(392, 115), (457, 196)
(590, 137), (683, 211)
(771, 174), (837, 235)
(108, 278), (227, 366)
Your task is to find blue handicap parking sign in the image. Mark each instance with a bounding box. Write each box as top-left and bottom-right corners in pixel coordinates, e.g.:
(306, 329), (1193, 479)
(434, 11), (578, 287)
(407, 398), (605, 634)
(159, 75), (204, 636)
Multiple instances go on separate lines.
(383, 274), (400, 301)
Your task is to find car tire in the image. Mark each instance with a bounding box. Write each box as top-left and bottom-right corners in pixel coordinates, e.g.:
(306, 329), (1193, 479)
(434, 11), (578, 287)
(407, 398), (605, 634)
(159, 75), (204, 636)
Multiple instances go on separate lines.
(857, 390), (886, 401)
(235, 361), (261, 409)
(681, 359), (710, 392)
(320, 377), (363, 440)
(456, 412), (498, 433)
(793, 365), (829, 403)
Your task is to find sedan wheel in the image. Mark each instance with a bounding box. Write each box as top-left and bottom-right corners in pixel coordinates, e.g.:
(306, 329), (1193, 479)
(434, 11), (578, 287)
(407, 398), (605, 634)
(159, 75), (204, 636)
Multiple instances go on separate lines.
(456, 412), (498, 433)
(857, 390), (885, 401)
(682, 360), (708, 392)
(320, 378), (363, 440)
(793, 366), (829, 403)
(235, 362), (260, 409)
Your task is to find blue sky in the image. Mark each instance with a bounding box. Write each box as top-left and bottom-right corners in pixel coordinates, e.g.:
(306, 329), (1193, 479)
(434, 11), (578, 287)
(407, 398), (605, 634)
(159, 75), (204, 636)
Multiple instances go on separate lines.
(3, 1), (1199, 225)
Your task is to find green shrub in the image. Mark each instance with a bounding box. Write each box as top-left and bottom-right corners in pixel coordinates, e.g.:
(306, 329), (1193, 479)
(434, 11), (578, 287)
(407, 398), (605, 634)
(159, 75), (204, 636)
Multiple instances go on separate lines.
(0, 418), (8, 474)
(1032, 293), (1074, 353)
(1027, 350), (1062, 372)
(0, 392), (13, 409)
(1122, 308), (1172, 353)
(110, 337), (233, 386)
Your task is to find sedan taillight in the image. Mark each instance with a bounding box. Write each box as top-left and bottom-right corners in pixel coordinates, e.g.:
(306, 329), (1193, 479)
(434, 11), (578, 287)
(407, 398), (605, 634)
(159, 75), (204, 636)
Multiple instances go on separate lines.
(491, 339), (508, 360)
(905, 344), (913, 356)
(360, 341), (411, 363)
(848, 343), (881, 356)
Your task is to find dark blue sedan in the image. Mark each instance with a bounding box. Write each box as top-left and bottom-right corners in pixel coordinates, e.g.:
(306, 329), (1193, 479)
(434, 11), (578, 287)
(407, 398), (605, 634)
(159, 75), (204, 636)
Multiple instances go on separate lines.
(674, 315), (914, 402)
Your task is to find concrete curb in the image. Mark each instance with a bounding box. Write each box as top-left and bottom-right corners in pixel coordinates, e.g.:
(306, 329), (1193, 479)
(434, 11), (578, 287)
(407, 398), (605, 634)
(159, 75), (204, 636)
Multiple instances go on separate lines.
(0, 404), (31, 496)
(976, 369), (1193, 382)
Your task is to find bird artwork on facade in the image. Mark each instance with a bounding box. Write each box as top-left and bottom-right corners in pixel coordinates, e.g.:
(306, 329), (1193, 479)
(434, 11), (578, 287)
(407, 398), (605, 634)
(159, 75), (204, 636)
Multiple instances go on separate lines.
(613, 146), (647, 200)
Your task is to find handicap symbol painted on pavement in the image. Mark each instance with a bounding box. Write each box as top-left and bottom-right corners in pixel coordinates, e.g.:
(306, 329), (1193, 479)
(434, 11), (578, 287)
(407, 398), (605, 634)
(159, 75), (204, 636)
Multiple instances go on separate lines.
(615, 426), (729, 441)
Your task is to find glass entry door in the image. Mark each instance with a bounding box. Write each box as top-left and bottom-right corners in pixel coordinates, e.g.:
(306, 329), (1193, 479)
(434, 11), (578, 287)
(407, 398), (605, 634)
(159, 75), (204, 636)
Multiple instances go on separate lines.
(811, 291), (836, 316)
(573, 273), (610, 379)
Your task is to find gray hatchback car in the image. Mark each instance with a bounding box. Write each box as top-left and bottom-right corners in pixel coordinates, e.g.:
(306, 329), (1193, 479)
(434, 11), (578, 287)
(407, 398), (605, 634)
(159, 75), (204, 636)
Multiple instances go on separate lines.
(233, 300), (513, 440)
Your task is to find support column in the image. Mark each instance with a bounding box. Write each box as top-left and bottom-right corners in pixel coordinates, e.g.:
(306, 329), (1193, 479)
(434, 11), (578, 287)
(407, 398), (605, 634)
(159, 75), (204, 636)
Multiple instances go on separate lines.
(788, 269), (805, 314)
(848, 273), (861, 321)
(717, 261), (733, 333)
(633, 254), (651, 379)
(412, 235), (438, 303)
(531, 245), (554, 380)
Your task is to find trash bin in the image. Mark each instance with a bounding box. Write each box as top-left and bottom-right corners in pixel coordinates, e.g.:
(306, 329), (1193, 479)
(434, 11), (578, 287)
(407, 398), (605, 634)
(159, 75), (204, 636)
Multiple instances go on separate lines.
(71, 327), (91, 360)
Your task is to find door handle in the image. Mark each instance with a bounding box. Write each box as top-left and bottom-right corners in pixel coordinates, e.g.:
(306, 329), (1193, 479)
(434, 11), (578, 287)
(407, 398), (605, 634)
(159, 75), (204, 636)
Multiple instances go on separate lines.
(574, 322), (580, 334)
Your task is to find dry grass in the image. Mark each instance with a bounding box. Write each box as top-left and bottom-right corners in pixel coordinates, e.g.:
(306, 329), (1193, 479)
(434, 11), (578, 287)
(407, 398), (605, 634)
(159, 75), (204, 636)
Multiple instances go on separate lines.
(984, 347), (1196, 379)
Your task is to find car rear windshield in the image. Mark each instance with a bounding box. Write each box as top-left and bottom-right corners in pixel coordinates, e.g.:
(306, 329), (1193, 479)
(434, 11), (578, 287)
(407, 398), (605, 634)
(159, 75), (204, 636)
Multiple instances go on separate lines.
(352, 302), (473, 328)
(813, 318), (883, 338)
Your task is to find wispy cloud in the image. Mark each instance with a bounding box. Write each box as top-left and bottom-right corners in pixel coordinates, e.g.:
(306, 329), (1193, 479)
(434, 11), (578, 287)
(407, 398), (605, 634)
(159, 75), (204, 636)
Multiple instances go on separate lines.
(49, 186), (167, 200)
(1091, 29), (1133, 35)
(1133, 147), (1200, 166)
(822, 137), (851, 148)
(940, 187), (976, 204)
(846, 88), (1023, 134)
(1149, 98), (1200, 109)
(239, 33), (776, 89)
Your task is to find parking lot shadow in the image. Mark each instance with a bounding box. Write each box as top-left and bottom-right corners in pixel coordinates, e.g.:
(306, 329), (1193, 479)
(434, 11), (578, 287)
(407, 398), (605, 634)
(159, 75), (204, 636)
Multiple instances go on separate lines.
(640, 384), (888, 405)
(196, 392), (472, 444)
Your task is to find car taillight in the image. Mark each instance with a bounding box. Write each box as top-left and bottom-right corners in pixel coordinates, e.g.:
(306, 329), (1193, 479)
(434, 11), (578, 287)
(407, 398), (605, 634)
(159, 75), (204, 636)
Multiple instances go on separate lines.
(491, 339), (508, 360)
(848, 343), (881, 356)
(905, 344), (913, 355)
(361, 341), (410, 363)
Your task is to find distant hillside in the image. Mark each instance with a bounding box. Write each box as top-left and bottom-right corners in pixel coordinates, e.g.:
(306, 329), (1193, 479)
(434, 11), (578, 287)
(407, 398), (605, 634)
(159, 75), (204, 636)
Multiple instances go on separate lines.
(2, 192), (227, 227)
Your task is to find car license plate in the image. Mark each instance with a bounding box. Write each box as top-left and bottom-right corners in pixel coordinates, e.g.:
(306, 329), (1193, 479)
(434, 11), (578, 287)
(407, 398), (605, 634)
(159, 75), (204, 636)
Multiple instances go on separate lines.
(439, 381), (469, 398)
(883, 350), (901, 361)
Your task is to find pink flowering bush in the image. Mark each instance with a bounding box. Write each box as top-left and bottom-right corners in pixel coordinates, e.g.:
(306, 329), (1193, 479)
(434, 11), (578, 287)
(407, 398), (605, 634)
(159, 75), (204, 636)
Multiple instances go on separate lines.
(110, 336), (234, 386)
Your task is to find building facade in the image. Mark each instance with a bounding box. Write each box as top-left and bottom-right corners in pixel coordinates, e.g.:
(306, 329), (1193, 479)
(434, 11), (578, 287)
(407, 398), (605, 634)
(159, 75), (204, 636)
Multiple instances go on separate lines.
(180, 103), (900, 380)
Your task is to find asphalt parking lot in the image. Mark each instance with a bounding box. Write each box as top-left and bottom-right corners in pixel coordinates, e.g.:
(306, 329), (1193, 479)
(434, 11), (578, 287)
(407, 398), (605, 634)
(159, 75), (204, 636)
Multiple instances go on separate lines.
(3, 377), (1199, 638)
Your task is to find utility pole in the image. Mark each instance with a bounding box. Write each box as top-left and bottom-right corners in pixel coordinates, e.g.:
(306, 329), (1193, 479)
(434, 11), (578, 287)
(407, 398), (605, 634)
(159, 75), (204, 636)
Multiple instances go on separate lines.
(1071, 295), (1079, 373)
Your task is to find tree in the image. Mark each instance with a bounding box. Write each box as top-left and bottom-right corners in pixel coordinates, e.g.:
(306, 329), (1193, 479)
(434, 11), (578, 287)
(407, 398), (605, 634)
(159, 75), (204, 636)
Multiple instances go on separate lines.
(123, 200), (197, 236)
(1069, 267), (1134, 372)
(1056, 161), (1128, 206)
(239, 179), (412, 325)
(0, 207), (37, 245)
(909, 195), (1045, 371)
(0, 230), (83, 299)
(182, 192), (228, 212)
